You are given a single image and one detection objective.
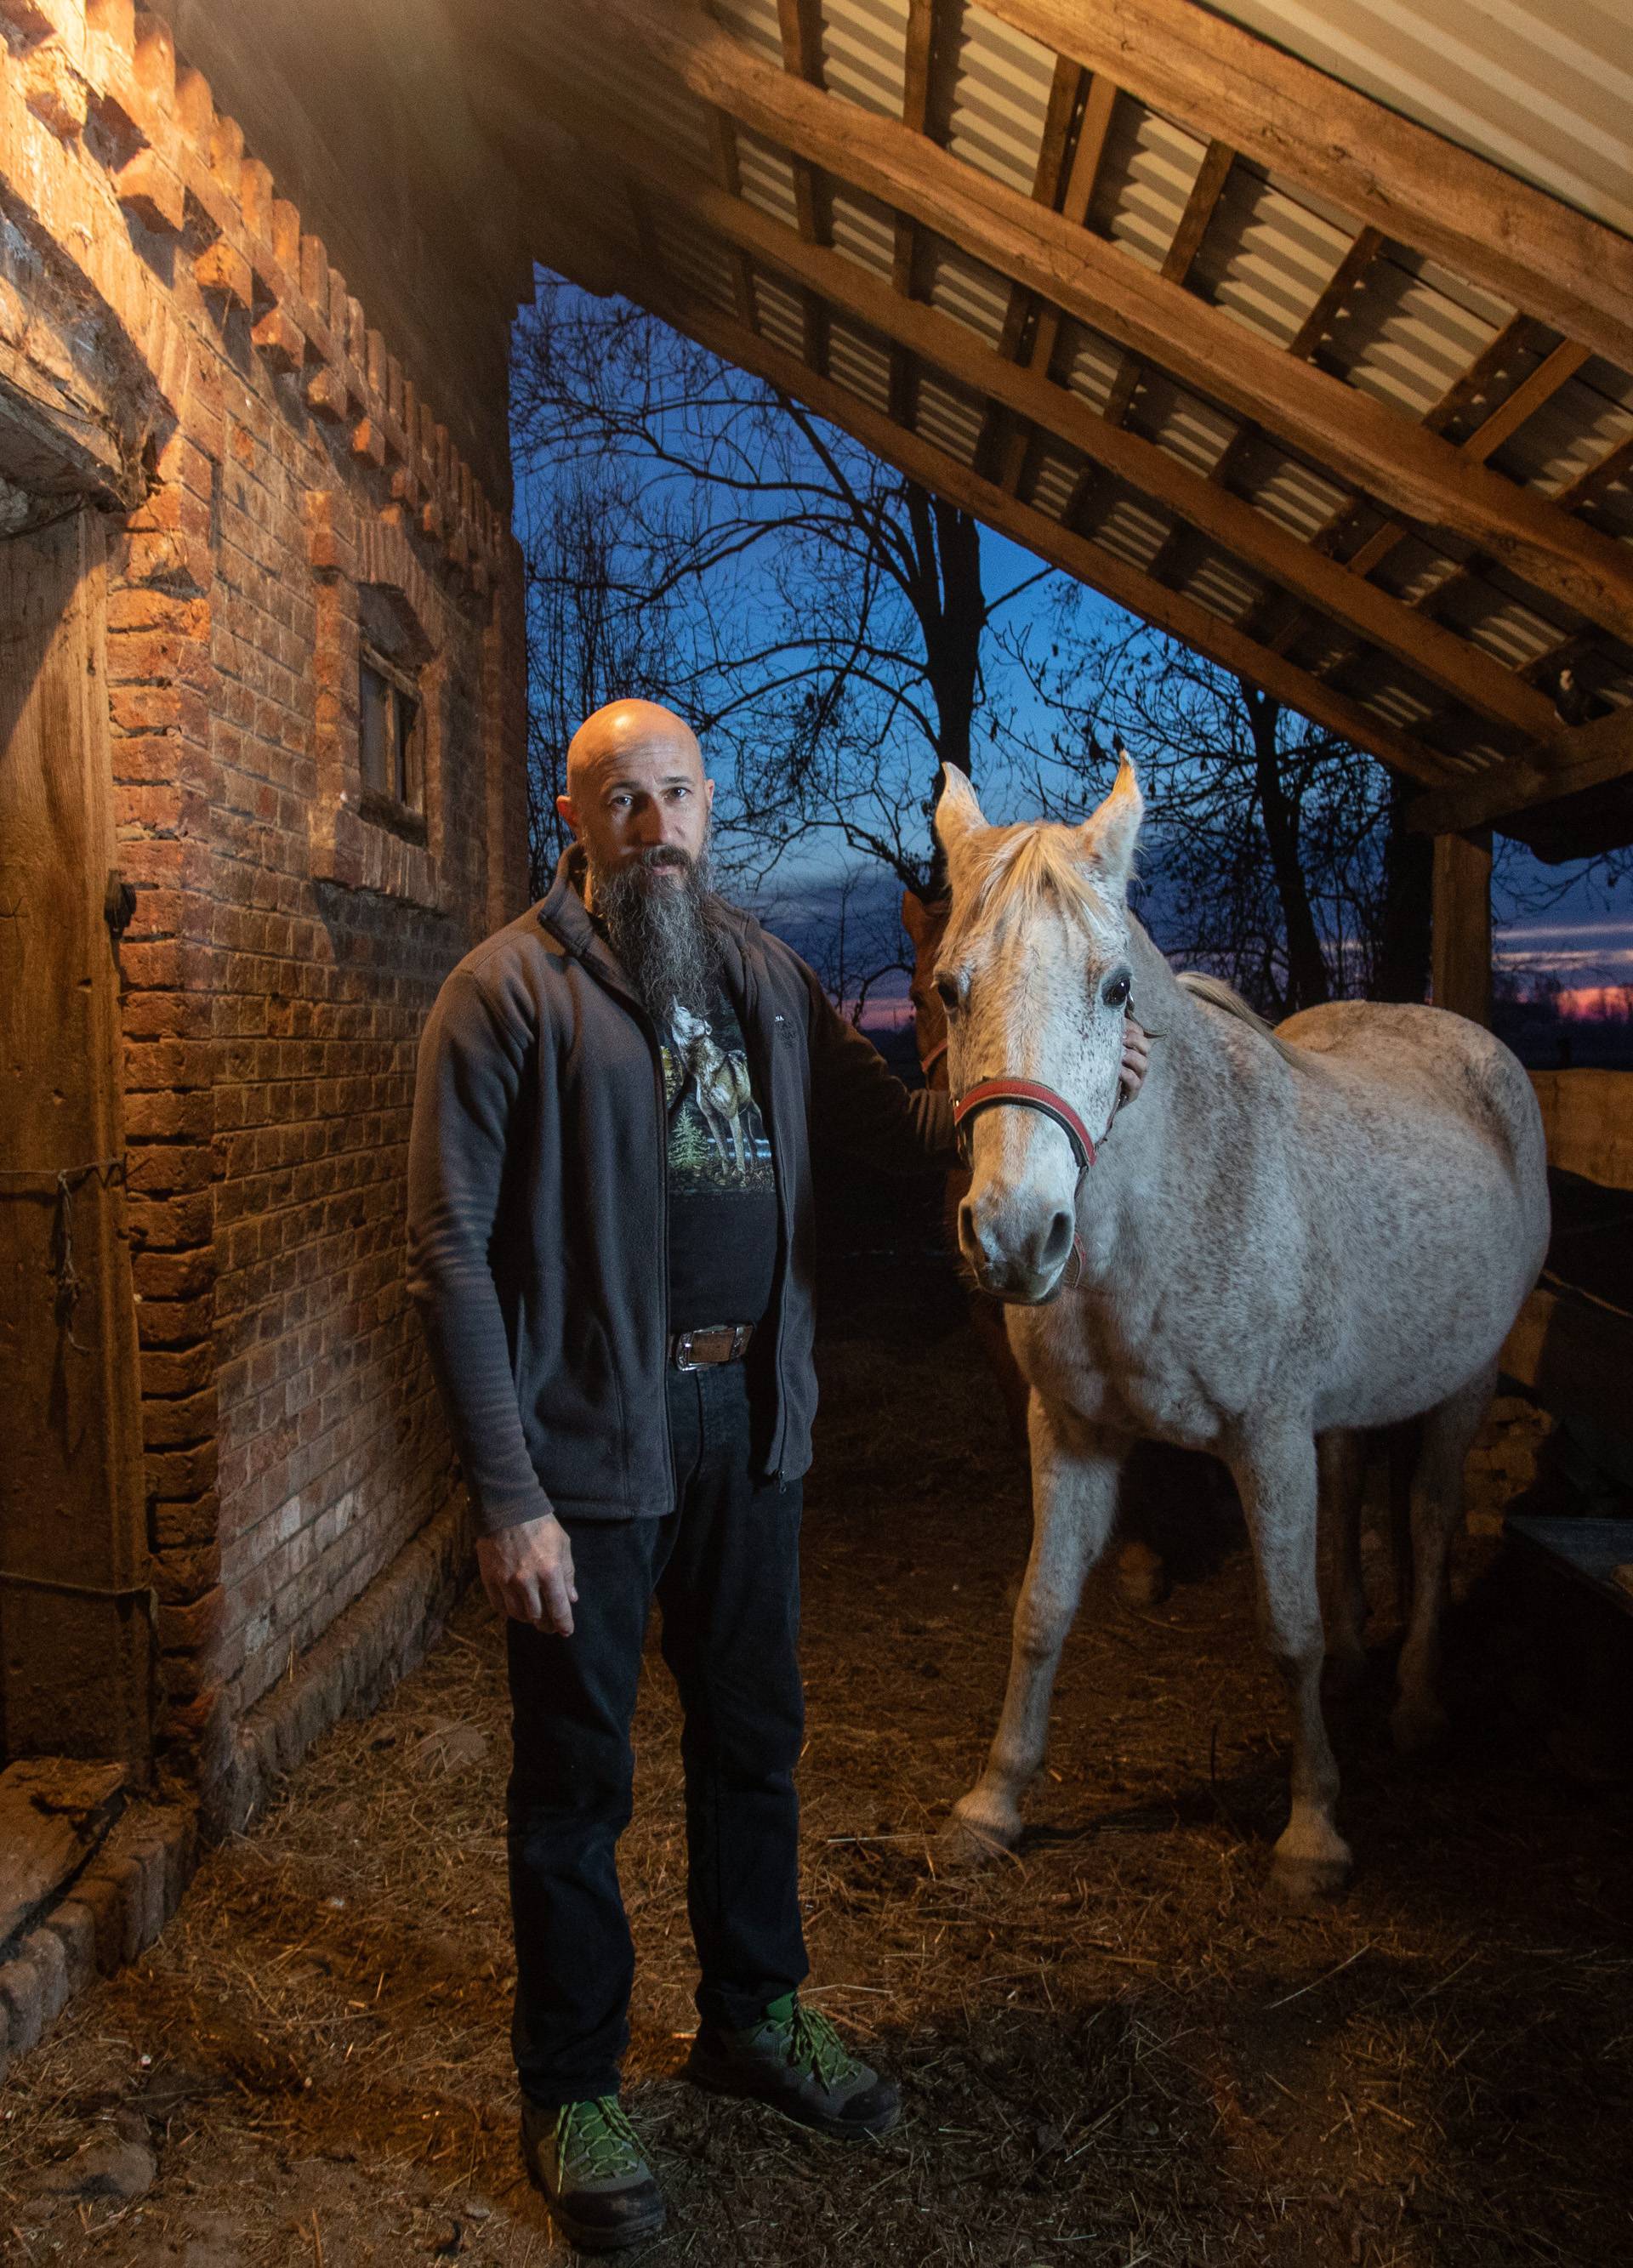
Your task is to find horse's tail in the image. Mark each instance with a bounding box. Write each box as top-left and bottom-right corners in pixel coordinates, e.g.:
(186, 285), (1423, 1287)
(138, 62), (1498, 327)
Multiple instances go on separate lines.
(1176, 973), (1307, 1066)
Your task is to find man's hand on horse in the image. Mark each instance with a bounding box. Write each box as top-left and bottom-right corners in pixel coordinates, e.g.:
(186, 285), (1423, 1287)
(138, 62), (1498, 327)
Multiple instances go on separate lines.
(477, 1513), (578, 1635)
(1120, 1019), (1151, 1101)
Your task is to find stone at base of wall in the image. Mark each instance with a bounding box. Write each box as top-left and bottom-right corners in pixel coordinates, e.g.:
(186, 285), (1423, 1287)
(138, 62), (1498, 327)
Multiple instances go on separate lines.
(0, 1492), (473, 2092)
(0, 1801), (196, 2089)
(216, 1487), (473, 1838)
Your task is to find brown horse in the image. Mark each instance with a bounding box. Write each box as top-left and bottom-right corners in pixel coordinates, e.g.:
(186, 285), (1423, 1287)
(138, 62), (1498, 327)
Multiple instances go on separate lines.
(902, 888), (1165, 1609)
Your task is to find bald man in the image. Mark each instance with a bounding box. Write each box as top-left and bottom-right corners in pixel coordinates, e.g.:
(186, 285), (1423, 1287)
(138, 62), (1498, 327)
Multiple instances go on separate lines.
(407, 703), (1145, 2248)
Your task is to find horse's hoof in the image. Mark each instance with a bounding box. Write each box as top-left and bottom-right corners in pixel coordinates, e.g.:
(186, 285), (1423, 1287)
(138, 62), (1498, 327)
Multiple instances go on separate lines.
(939, 1802), (1019, 1869)
(1270, 1851), (1351, 1907)
(1115, 1542), (1168, 1611)
(1390, 1695), (1448, 1756)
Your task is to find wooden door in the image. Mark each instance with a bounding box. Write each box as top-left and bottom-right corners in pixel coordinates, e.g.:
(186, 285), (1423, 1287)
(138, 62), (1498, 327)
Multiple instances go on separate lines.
(0, 507), (151, 1771)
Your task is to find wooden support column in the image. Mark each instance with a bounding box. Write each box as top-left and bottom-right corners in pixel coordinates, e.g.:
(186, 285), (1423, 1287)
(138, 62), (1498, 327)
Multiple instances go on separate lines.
(1431, 828), (1493, 1026)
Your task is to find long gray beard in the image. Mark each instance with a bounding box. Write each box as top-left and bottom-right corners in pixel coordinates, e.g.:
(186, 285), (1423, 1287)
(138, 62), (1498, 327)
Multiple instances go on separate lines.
(592, 844), (730, 1024)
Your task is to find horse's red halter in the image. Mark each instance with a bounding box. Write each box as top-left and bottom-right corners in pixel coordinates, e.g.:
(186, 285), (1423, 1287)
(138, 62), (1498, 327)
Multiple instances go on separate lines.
(951, 1077), (1104, 1299)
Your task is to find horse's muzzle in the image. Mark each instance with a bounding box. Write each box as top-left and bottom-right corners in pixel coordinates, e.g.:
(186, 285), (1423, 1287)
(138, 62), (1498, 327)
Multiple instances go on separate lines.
(959, 1197), (1077, 1305)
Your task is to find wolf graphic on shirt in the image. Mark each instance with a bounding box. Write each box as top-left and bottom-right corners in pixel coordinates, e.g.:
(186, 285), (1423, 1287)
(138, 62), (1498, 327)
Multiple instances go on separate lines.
(661, 997), (775, 1194)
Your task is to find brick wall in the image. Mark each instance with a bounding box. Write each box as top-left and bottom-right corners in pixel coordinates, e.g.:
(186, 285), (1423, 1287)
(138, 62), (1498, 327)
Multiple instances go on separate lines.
(0, 1), (528, 1816)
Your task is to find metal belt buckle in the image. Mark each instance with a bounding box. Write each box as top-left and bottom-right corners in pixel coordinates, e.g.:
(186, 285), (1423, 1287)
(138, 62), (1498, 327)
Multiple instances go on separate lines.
(672, 1323), (750, 1370)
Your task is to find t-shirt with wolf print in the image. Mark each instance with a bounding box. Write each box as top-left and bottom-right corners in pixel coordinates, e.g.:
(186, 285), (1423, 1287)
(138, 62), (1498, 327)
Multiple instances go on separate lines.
(660, 981), (778, 1330)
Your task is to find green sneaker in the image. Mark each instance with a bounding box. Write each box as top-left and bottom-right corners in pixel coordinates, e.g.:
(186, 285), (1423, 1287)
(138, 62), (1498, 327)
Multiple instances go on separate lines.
(686, 1994), (901, 2139)
(519, 2095), (665, 2252)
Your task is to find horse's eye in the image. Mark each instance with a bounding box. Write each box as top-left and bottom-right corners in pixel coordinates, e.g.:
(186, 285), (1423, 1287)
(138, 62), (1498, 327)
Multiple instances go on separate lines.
(934, 975), (960, 1014)
(1102, 970), (1131, 1009)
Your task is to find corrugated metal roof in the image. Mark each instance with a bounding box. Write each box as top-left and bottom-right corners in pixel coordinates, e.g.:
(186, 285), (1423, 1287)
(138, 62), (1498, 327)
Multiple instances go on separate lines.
(944, 3), (1058, 195)
(492, 0), (1633, 844)
(1209, 0), (1633, 240)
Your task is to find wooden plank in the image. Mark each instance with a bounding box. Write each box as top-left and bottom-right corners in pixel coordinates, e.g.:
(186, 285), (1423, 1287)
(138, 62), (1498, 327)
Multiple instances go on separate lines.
(612, 259), (1461, 792)
(970, 0), (1633, 377)
(558, 104), (1566, 743)
(1430, 827), (1493, 1025)
(1286, 225), (1383, 361)
(985, 58), (1092, 474)
(558, 0), (1633, 641)
(0, 510), (149, 1767)
(1528, 1069), (1633, 1192)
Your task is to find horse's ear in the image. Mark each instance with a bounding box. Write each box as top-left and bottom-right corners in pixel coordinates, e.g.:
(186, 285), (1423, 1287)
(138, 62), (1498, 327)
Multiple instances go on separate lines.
(1081, 755), (1143, 891)
(902, 888), (931, 947)
(932, 765), (986, 861)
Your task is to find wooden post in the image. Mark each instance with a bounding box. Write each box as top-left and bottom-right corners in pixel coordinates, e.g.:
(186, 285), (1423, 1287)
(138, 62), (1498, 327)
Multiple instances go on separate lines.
(1431, 828), (1493, 1026)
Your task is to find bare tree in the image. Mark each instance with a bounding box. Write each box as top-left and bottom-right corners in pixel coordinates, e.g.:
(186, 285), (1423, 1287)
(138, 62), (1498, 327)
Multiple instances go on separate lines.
(1002, 608), (1428, 1015)
(511, 279), (1046, 917)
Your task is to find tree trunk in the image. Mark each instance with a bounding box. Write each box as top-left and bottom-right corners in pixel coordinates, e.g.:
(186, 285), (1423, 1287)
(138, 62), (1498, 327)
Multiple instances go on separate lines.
(914, 485), (985, 893)
(1242, 680), (1330, 1012)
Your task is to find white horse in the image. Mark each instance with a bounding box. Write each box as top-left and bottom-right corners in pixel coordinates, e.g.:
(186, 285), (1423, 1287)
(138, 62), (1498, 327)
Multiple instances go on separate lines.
(932, 761), (1549, 1898)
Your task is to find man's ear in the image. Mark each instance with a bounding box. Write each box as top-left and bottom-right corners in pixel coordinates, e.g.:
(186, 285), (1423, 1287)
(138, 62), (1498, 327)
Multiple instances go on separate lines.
(1080, 755), (1143, 893)
(556, 792), (578, 836)
(932, 765), (986, 863)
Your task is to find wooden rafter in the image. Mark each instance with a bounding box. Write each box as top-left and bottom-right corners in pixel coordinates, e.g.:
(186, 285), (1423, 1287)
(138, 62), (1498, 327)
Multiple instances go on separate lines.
(622, 256), (1464, 793)
(537, 91), (1579, 747)
(889, 0), (942, 428)
(777, 0), (825, 243)
(708, 112), (759, 334)
(1286, 225), (1384, 362)
(1411, 702), (1633, 836)
(1554, 430), (1633, 517)
(549, 0), (1633, 643)
(971, 0), (1633, 375)
(1095, 135), (1234, 448)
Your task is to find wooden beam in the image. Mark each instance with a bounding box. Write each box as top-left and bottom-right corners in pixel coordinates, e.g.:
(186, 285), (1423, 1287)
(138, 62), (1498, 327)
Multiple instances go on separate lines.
(550, 0), (1633, 642)
(1095, 137), (1232, 452)
(1459, 339), (1591, 467)
(1431, 827), (1493, 1025)
(1286, 225), (1383, 362)
(986, 57), (1094, 480)
(708, 113), (759, 333)
(1411, 702), (1633, 836)
(970, 0), (1633, 377)
(1554, 430), (1633, 516)
(777, 0), (826, 245)
(607, 259), (1461, 793)
(1163, 138), (1233, 283)
(1320, 321), (1589, 589)
(891, 0), (942, 416)
(554, 102), (1567, 744)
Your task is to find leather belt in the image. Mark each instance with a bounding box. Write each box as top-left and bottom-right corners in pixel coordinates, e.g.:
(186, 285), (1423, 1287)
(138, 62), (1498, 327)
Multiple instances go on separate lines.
(669, 1322), (754, 1370)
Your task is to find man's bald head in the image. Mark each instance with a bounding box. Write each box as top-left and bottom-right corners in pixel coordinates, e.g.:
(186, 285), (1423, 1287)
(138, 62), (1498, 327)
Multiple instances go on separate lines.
(565, 699), (703, 800)
(558, 698), (714, 884)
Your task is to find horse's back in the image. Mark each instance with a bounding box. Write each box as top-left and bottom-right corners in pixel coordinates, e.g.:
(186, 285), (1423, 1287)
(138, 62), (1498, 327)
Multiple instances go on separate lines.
(1261, 1001), (1548, 1424)
(1276, 1000), (1545, 1208)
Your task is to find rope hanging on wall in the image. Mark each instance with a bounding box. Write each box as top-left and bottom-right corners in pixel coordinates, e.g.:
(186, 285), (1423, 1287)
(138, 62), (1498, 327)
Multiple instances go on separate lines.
(0, 1156), (128, 1352)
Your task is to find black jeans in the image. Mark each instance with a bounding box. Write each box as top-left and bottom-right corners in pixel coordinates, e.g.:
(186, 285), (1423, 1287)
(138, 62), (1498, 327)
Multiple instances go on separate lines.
(505, 1360), (808, 2108)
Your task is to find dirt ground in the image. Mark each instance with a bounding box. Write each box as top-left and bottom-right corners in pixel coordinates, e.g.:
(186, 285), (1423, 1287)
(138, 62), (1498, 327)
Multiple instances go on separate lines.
(3, 1210), (1631, 2268)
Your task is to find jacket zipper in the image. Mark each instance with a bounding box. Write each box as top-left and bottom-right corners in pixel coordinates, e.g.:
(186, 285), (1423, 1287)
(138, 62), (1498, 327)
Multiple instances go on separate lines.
(741, 949), (792, 1484)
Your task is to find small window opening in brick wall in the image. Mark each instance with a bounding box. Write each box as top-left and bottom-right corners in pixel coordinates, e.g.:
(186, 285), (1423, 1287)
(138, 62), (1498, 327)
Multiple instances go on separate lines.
(356, 584), (432, 848)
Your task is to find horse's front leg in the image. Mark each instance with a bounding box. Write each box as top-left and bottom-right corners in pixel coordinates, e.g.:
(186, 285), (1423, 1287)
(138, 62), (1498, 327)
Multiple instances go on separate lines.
(945, 1397), (1124, 1861)
(1232, 1422), (1351, 1901)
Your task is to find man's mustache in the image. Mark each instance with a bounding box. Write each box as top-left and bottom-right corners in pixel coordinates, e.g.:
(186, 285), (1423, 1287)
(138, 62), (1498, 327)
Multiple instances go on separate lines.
(634, 846), (693, 873)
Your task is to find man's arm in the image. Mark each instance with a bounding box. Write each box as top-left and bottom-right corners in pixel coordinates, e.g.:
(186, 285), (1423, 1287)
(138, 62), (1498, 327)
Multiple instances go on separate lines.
(406, 968), (577, 1633)
(801, 965), (958, 1173)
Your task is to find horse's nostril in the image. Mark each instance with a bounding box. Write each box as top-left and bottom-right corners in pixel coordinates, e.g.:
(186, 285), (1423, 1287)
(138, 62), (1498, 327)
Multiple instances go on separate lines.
(1038, 1209), (1074, 1270)
(957, 1198), (979, 1257)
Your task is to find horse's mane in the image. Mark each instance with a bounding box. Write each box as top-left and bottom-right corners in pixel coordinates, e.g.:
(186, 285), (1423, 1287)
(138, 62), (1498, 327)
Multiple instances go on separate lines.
(952, 823), (1124, 949)
(1176, 972), (1307, 1066)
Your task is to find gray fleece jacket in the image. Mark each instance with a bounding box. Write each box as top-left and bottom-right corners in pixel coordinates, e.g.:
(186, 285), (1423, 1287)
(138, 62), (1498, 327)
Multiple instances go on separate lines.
(406, 852), (956, 1536)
